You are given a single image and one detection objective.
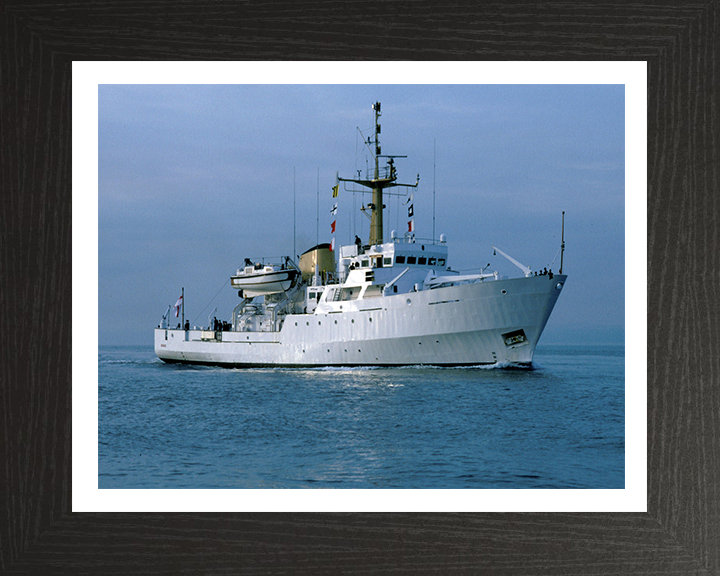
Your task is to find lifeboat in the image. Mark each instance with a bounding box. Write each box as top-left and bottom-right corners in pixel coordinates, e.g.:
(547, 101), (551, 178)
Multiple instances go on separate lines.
(230, 258), (299, 297)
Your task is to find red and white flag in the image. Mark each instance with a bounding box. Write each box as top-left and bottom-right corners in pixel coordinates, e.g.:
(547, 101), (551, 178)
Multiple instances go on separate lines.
(330, 237), (335, 252)
(174, 294), (183, 317)
(331, 220), (336, 233)
(408, 219), (415, 233)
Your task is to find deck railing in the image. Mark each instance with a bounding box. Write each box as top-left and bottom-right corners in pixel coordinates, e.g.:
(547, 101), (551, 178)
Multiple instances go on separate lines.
(391, 235), (447, 246)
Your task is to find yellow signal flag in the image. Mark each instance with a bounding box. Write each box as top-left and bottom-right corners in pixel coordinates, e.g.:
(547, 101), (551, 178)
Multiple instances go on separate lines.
(332, 184), (339, 198)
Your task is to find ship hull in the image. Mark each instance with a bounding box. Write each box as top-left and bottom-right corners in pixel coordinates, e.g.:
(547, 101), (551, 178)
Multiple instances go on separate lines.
(155, 274), (566, 368)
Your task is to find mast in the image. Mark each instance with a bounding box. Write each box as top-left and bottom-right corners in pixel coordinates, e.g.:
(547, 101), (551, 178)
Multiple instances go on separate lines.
(316, 167), (319, 250)
(559, 211), (565, 274)
(293, 167), (296, 259)
(433, 138), (436, 241)
(370, 102), (383, 245)
(338, 102), (418, 246)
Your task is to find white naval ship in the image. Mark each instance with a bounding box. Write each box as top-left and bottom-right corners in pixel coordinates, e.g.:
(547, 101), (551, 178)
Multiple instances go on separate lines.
(155, 102), (567, 367)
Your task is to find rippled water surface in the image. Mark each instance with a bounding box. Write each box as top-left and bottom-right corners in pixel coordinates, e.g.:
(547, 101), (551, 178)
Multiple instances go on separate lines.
(98, 344), (624, 489)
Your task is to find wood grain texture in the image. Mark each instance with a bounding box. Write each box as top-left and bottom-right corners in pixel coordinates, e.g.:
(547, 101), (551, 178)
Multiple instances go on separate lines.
(1, 1), (718, 574)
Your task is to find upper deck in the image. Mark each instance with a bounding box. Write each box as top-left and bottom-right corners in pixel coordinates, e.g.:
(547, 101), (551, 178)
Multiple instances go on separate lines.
(339, 234), (448, 277)
(329, 233), (451, 297)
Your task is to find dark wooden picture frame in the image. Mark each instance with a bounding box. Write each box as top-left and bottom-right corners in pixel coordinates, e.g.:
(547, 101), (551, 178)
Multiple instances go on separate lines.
(2, 2), (718, 574)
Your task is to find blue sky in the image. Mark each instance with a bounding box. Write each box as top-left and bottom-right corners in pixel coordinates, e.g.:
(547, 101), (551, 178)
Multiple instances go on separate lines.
(98, 84), (625, 345)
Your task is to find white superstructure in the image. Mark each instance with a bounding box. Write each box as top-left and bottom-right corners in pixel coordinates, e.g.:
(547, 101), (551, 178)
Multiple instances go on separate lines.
(155, 102), (567, 367)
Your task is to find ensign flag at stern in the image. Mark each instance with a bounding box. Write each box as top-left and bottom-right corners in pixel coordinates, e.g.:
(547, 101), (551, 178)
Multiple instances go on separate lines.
(174, 294), (183, 318)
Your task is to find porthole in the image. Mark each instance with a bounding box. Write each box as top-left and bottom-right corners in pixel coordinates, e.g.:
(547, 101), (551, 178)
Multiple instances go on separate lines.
(555, 282), (564, 290)
(406, 298), (412, 306)
(501, 289), (507, 295)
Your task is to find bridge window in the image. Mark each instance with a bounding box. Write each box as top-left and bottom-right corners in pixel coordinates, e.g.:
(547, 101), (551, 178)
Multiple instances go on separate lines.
(438, 258), (446, 266)
(383, 257), (392, 266)
(395, 255), (406, 264)
(418, 257), (427, 265)
(407, 256), (417, 264)
(361, 259), (369, 268)
(428, 257), (437, 265)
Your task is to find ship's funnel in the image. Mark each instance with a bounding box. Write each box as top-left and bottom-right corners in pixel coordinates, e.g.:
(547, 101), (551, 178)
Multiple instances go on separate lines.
(299, 243), (336, 283)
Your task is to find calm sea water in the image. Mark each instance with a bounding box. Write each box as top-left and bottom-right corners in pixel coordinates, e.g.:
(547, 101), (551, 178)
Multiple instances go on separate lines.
(98, 344), (624, 489)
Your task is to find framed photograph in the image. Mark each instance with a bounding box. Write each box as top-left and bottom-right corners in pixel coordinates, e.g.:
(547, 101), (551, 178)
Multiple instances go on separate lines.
(3, 3), (717, 574)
